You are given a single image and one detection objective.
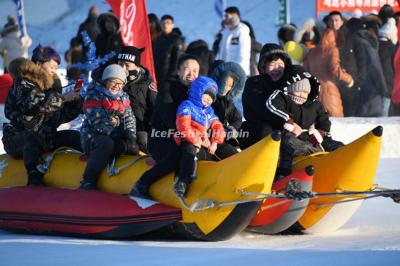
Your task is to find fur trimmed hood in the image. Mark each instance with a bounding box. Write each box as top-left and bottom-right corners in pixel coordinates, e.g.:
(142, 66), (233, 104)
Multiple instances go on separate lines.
(8, 58), (54, 91)
(210, 61), (246, 101)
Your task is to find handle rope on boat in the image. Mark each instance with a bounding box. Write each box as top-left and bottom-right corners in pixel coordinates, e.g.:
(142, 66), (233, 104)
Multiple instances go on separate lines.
(177, 196), (264, 212)
(35, 146), (149, 177)
(36, 147), (83, 174)
(107, 155), (151, 176)
(239, 182), (400, 203)
(180, 182), (400, 212)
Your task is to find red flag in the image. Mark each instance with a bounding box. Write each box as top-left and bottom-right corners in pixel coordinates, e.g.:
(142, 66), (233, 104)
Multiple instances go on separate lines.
(106, 0), (157, 88)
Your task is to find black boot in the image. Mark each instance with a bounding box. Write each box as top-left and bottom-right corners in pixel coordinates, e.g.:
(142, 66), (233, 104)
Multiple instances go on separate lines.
(174, 177), (189, 198)
(79, 176), (98, 190)
(27, 170), (45, 186)
(130, 179), (152, 200)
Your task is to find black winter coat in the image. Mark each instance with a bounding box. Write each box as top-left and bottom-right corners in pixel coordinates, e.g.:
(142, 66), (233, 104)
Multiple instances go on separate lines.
(266, 90), (331, 142)
(77, 15), (100, 44)
(150, 76), (189, 138)
(379, 38), (396, 98)
(95, 13), (123, 57)
(212, 95), (242, 130)
(4, 77), (81, 151)
(339, 28), (368, 88)
(124, 67), (157, 132)
(152, 32), (183, 85)
(357, 30), (386, 117)
(242, 65), (320, 132)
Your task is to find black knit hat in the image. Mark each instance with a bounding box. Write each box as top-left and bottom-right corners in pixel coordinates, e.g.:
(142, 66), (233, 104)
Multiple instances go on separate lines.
(257, 43), (291, 75)
(379, 4), (394, 24)
(117, 46), (145, 66)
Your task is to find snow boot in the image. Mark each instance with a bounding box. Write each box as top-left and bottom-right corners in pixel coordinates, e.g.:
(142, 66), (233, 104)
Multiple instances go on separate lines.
(130, 179), (152, 200)
(27, 170), (45, 186)
(79, 176), (98, 190)
(174, 178), (189, 198)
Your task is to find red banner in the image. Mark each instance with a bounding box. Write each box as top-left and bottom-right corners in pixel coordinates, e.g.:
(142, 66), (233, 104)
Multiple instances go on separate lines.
(317, 0), (400, 12)
(106, 0), (157, 87)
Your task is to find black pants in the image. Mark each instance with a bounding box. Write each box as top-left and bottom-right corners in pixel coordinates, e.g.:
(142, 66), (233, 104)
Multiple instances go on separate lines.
(2, 128), (28, 158)
(81, 135), (116, 184)
(24, 130), (82, 175)
(178, 141), (238, 183)
(276, 134), (322, 177)
(137, 131), (149, 154)
(139, 138), (238, 186)
(138, 138), (181, 186)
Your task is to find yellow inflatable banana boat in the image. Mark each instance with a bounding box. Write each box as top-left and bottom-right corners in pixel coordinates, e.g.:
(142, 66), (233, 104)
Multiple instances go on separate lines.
(0, 132), (281, 241)
(289, 126), (383, 234)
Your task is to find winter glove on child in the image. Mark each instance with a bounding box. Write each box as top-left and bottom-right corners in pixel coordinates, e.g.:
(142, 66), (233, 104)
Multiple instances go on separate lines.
(308, 125), (325, 147)
(114, 130), (140, 156)
(283, 119), (303, 137)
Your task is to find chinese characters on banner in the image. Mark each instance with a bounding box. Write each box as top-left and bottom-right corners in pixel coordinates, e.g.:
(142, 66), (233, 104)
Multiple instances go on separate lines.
(317, 0), (400, 12)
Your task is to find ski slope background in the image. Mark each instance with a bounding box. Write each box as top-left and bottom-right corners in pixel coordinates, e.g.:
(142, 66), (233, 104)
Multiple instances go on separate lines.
(0, 0), (399, 265)
(0, 0), (316, 68)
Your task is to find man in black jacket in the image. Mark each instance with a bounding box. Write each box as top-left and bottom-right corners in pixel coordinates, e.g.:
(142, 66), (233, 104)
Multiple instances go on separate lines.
(240, 43), (321, 149)
(117, 46), (157, 153)
(95, 12), (123, 58)
(152, 15), (183, 86)
(241, 44), (290, 148)
(76, 6), (100, 52)
(130, 54), (200, 199)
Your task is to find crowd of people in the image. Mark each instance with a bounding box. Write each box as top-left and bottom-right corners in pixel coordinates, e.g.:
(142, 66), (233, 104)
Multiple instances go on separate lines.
(0, 4), (398, 199)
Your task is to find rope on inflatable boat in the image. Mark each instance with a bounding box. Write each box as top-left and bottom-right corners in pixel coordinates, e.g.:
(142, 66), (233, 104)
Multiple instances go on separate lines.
(239, 186), (400, 204)
(177, 177), (399, 212)
(107, 155), (151, 176)
(36, 147), (83, 173)
(177, 196), (265, 212)
(35, 146), (150, 177)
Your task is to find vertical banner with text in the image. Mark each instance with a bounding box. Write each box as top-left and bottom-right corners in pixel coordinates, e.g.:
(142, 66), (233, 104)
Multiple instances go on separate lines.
(106, 0), (157, 88)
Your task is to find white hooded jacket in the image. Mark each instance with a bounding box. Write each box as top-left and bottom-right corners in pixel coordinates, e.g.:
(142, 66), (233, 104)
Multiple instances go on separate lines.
(216, 22), (251, 76)
(0, 31), (32, 68)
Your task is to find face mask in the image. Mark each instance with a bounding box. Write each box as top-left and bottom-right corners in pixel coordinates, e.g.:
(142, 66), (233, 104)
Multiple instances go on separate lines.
(289, 94), (307, 105)
(127, 69), (140, 81)
(128, 69), (138, 77)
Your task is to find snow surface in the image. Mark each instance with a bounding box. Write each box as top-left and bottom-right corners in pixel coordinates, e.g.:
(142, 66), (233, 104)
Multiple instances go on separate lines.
(0, 0), (399, 265)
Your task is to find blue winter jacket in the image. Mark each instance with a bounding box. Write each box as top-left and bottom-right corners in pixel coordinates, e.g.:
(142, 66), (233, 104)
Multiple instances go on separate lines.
(80, 82), (136, 151)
